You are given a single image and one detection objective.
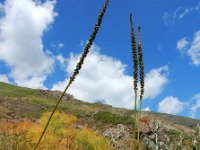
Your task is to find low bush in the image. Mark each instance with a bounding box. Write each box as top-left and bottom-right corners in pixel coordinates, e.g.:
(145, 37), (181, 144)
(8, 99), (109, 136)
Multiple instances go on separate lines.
(95, 111), (132, 125)
(0, 111), (113, 150)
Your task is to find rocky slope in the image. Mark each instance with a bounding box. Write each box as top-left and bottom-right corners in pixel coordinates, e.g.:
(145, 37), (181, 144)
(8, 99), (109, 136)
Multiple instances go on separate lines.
(0, 82), (199, 149)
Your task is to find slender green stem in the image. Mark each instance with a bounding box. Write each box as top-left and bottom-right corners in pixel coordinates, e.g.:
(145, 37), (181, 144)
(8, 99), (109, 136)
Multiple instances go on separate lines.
(137, 98), (143, 148)
(133, 91), (138, 149)
(33, 0), (109, 149)
(133, 91), (137, 138)
(33, 83), (70, 150)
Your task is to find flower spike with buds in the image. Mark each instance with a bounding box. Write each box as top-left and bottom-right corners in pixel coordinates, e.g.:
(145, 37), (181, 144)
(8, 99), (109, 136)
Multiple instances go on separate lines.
(34, 0), (109, 149)
(137, 26), (145, 147)
(130, 13), (138, 141)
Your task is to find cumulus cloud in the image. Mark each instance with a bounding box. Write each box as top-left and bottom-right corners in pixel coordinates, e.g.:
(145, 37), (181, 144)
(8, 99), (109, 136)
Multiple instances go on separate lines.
(163, 2), (200, 25)
(187, 31), (200, 66)
(50, 42), (65, 51)
(176, 38), (189, 51)
(0, 74), (9, 83)
(0, 0), (57, 89)
(52, 45), (169, 109)
(177, 31), (200, 66)
(143, 107), (151, 111)
(56, 54), (66, 66)
(190, 93), (200, 118)
(144, 66), (168, 99)
(80, 40), (84, 47)
(158, 96), (185, 115)
(58, 43), (64, 49)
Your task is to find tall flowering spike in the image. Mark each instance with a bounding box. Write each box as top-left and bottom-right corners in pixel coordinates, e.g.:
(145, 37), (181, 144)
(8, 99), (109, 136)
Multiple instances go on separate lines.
(67, 0), (109, 88)
(34, 0), (109, 149)
(130, 13), (138, 140)
(137, 26), (145, 147)
(138, 27), (144, 100)
(130, 13), (138, 92)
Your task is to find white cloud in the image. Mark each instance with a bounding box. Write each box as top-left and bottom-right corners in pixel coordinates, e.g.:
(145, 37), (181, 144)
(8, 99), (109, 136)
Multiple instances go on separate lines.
(0, 74), (9, 83)
(0, 3), (4, 12)
(144, 65), (168, 99)
(0, 0), (57, 89)
(187, 31), (200, 66)
(163, 2), (200, 25)
(190, 93), (200, 118)
(143, 107), (151, 111)
(50, 42), (64, 51)
(80, 40), (84, 47)
(56, 54), (66, 66)
(177, 31), (200, 66)
(58, 43), (64, 49)
(52, 45), (169, 109)
(176, 38), (189, 51)
(163, 7), (182, 25)
(158, 96), (185, 115)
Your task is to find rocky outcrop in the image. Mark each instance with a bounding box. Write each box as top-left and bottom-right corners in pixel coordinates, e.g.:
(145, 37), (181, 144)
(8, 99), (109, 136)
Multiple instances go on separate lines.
(37, 89), (74, 100)
(103, 124), (131, 149)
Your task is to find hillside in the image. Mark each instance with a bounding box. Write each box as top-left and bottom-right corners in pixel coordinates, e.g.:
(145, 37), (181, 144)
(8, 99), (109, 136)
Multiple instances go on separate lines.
(0, 82), (200, 149)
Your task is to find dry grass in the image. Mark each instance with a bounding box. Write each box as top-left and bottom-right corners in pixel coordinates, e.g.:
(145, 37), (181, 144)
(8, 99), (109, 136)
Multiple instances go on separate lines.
(0, 111), (113, 150)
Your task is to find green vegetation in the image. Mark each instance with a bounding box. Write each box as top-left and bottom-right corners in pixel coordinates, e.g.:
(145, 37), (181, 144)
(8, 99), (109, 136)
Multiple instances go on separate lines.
(95, 111), (132, 125)
(1, 81), (200, 149)
(142, 120), (193, 150)
(0, 111), (113, 150)
(193, 124), (200, 149)
(0, 0), (199, 147)
(0, 82), (37, 98)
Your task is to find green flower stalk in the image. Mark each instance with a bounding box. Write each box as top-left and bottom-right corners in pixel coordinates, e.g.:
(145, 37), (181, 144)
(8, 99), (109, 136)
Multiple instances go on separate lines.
(138, 27), (144, 102)
(130, 13), (138, 140)
(34, 0), (109, 149)
(137, 26), (144, 147)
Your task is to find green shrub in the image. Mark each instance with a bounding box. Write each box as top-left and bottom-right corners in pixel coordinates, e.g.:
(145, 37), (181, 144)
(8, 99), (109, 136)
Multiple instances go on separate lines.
(0, 111), (113, 150)
(95, 111), (132, 125)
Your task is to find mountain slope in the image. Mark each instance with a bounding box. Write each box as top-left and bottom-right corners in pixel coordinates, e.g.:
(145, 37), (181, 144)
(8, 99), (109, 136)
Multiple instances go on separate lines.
(0, 82), (199, 149)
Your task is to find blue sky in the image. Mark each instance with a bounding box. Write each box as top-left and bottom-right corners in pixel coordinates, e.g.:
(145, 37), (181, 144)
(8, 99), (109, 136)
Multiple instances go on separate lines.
(0, 0), (200, 119)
